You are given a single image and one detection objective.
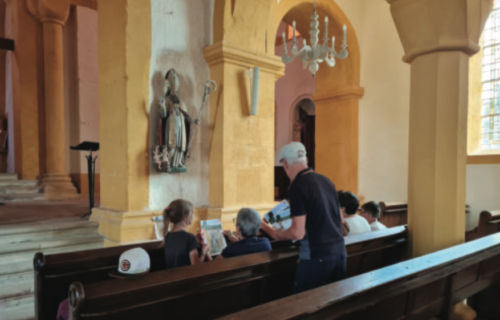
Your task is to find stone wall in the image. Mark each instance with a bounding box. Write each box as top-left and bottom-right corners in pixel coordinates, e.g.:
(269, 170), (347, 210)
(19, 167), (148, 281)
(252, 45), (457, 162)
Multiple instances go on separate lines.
(148, 0), (214, 209)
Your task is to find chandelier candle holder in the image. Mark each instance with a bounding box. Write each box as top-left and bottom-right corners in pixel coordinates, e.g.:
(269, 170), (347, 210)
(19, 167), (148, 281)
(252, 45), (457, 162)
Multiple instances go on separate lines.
(282, 0), (348, 77)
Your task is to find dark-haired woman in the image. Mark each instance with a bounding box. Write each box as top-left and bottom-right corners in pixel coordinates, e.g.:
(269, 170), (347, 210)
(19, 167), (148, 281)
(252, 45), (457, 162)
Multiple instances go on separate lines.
(163, 199), (211, 269)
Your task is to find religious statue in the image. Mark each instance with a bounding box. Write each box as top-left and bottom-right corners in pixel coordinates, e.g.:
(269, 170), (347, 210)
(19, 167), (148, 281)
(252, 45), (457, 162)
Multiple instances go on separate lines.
(154, 68), (217, 173)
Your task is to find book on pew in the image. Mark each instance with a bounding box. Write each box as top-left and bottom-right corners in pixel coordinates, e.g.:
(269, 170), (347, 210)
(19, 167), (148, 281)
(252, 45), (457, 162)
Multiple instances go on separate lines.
(200, 219), (227, 255)
(264, 200), (292, 231)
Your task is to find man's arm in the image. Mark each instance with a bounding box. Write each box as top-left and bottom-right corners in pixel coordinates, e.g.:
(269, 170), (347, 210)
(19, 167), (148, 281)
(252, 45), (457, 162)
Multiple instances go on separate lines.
(261, 216), (306, 241)
(341, 214), (350, 236)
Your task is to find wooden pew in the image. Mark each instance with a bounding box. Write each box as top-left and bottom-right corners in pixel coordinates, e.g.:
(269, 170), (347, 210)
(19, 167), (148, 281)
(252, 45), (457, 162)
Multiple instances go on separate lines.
(379, 202), (487, 242)
(465, 210), (500, 242)
(65, 227), (409, 320)
(218, 233), (500, 320)
(34, 238), (293, 320)
(34, 241), (165, 320)
(378, 202), (407, 228)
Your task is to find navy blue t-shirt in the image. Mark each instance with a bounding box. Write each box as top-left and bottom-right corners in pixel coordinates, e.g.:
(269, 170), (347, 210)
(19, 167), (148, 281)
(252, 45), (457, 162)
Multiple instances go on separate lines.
(221, 237), (272, 258)
(164, 230), (198, 270)
(289, 168), (345, 259)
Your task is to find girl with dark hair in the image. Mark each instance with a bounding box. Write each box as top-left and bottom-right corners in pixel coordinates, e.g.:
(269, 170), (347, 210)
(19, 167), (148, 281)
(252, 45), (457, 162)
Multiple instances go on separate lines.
(163, 199), (211, 269)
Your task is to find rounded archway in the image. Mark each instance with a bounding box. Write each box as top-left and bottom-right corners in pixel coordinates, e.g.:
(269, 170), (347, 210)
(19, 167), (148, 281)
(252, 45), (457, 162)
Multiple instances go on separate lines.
(270, 0), (363, 193)
(207, 0), (363, 216)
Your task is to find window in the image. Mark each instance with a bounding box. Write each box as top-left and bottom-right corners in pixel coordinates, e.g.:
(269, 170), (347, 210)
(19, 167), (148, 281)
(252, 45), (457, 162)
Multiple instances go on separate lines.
(481, 1), (500, 151)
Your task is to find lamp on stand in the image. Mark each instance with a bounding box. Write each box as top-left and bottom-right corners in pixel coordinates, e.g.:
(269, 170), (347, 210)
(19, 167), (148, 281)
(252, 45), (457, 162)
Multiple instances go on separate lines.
(70, 141), (99, 219)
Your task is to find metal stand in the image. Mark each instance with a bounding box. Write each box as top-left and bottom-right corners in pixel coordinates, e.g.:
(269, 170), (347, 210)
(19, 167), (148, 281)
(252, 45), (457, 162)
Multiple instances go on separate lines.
(82, 150), (98, 219)
(71, 141), (100, 220)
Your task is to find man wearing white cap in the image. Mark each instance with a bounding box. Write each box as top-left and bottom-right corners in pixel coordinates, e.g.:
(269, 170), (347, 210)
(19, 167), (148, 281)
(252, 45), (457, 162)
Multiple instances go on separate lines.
(261, 142), (349, 294)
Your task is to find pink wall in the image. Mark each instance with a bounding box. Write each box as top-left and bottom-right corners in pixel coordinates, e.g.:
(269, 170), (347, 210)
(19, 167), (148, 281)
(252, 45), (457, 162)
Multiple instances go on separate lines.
(274, 22), (316, 166)
(64, 6), (99, 175)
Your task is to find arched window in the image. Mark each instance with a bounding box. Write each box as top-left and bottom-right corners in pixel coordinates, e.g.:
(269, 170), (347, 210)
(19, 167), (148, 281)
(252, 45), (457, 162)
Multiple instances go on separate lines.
(481, 2), (500, 151)
(468, 1), (500, 163)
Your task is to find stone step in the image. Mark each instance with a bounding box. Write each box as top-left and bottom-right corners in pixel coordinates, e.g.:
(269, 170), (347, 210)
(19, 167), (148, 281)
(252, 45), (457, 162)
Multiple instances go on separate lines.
(0, 193), (46, 202)
(0, 223), (99, 246)
(0, 174), (18, 181)
(0, 180), (39, 188)
(0, 294), (35, 320)
(0, 186), (43, 195)
(0, 219), (98, 238)
(0, 272), (33, 300)
(0, 238), (104, 276)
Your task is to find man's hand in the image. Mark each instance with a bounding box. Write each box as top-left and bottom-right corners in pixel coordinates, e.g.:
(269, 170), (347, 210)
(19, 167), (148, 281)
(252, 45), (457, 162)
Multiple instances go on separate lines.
(223, 230), (240, 243)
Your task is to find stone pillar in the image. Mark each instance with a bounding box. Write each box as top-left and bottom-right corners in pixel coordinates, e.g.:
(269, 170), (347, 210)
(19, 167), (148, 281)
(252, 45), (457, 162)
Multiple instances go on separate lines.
(204, 43), (284, 229)
(388, 0), (493, 256)
(388, 1), (493, 318)
(314, 87), (364, 193)
(89, 0), (155, 246)
(32, 0), (78, 199)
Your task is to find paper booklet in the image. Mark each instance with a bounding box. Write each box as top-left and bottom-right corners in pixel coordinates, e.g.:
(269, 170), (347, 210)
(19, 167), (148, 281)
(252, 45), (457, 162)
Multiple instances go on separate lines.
(200, 219), (227, 255)
(264, 200), (292, 231)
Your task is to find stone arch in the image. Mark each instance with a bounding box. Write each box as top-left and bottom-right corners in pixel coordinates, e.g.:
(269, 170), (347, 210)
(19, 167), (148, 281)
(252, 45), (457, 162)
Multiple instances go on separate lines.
(207, 0), (363, 214)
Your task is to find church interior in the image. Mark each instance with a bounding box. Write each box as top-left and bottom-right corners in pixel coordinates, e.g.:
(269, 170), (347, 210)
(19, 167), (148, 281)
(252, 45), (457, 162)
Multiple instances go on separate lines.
(0, 0), (500, 319)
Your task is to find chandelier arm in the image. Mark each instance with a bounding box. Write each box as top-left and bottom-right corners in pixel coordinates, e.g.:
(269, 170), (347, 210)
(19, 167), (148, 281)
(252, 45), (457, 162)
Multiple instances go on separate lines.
(324, 55), (336, 67)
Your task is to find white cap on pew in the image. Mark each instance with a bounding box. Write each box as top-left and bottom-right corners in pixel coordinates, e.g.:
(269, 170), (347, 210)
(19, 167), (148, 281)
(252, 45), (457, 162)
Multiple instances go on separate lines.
(110, 247), (150, 278)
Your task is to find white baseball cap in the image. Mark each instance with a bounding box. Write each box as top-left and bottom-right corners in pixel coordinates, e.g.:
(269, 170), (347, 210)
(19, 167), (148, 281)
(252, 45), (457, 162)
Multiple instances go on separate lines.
(279, 142), (307, 163)
(110, 247), (150, 278)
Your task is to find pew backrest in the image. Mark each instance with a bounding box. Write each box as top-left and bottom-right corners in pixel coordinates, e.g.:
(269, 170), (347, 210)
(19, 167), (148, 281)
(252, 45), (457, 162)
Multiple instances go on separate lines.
(217, 233), (500, 320)
(378, 202), (407, 228)
(34, 241), (165, 320)
(466, 209), (500, 242)
(67, 227), (409, 320)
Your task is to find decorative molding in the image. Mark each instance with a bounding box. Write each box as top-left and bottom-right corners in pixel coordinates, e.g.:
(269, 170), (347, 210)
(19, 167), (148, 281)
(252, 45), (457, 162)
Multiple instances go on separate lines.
(467, 154), (500, 165)
(314, 86), (365, 103)
(70, 0), (98, 10)
(402, 39), (480, 64)
(26, 0), (39, 18)
(204, 42), (285, 77)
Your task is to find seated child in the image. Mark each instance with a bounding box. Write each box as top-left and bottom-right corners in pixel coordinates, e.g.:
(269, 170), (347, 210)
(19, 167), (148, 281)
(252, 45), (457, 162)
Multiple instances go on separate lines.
(338, 191), (371, 236)
(359, 201), (387, 231)
(163, 199), (211, 269)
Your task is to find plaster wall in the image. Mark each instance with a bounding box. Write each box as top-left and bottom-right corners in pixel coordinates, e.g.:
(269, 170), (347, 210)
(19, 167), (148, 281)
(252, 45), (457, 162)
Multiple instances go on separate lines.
(74, 6), (99, 175)
(148, 0), (214, 209)
(356, 0), (410, 203)
(63, 6), (99, 194)
(274, 27), (316, 166)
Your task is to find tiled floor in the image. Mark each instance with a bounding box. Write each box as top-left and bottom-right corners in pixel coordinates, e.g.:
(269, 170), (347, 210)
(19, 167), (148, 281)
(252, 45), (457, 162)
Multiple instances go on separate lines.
(0, 198), (99, 225)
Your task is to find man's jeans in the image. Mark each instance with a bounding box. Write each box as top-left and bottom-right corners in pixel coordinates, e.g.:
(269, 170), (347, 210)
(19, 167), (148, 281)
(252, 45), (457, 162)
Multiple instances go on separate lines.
(293, 253), (347, 294)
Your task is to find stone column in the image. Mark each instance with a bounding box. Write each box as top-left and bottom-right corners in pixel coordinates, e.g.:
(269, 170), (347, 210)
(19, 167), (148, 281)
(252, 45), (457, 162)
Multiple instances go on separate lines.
(388, 1), (493, 318)
(89, 0), (156, 246)
(314, 87), (364, 193)
(388, 0), (493, 256)
(32, 0), (78, 199)
(204, 43), (284, 229)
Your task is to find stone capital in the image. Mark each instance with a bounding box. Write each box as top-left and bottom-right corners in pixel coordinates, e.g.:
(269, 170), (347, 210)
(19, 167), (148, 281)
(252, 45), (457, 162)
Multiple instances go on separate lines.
(387, 0), (493, 63)
(27, 0), (70, 25)
(204, 42), (285, 78)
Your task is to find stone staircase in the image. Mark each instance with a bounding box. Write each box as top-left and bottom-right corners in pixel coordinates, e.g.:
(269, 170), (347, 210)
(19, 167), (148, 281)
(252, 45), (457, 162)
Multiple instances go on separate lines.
(0, 219), (104, 320)
(0, 174), (44, 202)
